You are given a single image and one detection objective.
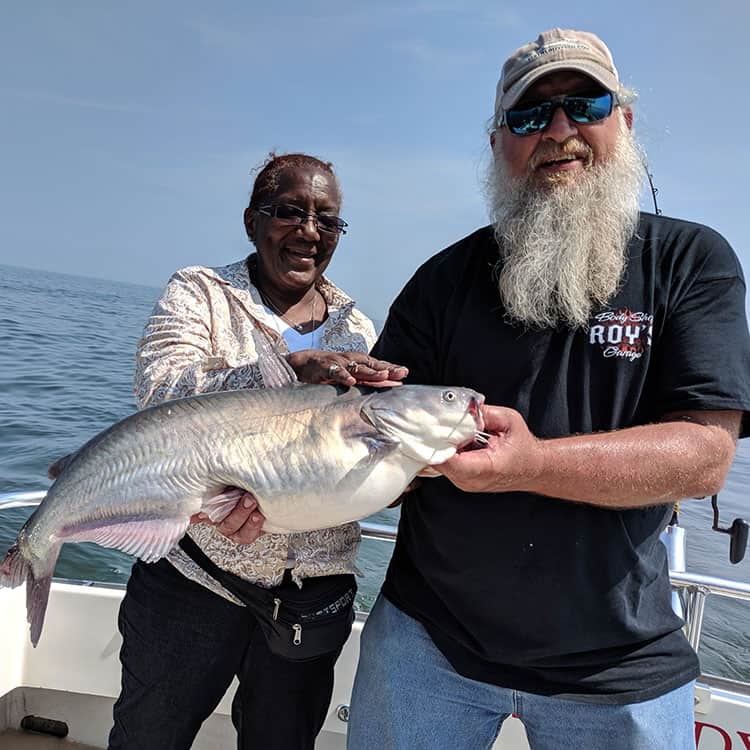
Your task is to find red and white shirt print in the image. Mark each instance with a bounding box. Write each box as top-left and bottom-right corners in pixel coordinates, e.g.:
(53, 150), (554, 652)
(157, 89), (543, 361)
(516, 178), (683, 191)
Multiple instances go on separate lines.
(589, 308), (653, 361)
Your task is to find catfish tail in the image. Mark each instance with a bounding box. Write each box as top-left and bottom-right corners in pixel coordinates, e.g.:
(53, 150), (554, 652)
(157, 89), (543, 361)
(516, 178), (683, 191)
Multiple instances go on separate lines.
(0, 541), (61, 647)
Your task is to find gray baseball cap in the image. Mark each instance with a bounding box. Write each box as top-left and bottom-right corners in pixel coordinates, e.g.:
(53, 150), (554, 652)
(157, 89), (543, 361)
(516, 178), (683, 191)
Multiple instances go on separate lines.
(495, 28), (621, 115)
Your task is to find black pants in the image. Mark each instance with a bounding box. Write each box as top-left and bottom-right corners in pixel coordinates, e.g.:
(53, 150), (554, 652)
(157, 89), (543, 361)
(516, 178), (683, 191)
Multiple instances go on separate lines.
(108, 559), (342, 750)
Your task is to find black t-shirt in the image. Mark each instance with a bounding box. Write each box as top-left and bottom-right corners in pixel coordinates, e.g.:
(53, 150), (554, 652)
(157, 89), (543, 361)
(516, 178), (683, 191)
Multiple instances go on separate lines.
(371, 212), (750, 704)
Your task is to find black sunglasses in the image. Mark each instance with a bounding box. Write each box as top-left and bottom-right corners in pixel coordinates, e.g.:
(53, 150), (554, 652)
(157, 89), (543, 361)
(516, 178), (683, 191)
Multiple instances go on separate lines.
(499, 91), (621, 136)
(256, 204), (348, 236)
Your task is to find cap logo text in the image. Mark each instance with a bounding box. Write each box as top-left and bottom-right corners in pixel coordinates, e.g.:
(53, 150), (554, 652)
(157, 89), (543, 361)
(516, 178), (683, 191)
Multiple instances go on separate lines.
(519, 41), (593, 64)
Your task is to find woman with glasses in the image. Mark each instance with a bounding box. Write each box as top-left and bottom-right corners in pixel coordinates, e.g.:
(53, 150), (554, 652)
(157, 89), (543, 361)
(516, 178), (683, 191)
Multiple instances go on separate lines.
(108, 152), (406, 750)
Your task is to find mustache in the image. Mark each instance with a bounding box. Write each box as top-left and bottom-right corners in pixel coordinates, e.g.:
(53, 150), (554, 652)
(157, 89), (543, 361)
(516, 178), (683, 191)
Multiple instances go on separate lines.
(528, 138), (593, 171)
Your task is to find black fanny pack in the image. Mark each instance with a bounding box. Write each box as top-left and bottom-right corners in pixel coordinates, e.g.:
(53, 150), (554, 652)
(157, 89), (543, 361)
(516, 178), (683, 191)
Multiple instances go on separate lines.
(178, 535), (356, 661)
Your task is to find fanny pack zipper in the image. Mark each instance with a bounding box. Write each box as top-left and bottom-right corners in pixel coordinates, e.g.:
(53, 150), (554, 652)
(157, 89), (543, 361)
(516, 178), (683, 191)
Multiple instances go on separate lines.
(272, 597), (303, 647)
(272, 590), (354, 648)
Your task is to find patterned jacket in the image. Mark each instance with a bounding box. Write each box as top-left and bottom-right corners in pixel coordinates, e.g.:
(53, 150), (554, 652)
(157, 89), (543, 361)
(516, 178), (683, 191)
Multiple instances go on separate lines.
(134, 255), (377, 601)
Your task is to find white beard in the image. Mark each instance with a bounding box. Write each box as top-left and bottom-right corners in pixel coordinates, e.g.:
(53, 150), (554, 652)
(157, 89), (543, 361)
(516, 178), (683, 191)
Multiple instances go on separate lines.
(486, 122), (645, 329)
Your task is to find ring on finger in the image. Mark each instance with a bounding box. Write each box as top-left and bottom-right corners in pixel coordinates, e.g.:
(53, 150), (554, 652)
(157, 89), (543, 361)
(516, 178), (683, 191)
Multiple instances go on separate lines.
(346, 361), (359, 374)
(327, 363), (341, 378)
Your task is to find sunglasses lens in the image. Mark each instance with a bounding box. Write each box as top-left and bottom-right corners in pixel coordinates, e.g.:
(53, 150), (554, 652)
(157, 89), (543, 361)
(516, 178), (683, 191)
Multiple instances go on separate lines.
(504, 92), (615, 135)
(260, 204), (346, 235)
(273, 205), (306, 223)
(506, 103), (551, 136)
(316, 215), (344, 233)
(564, 93), (613, 124)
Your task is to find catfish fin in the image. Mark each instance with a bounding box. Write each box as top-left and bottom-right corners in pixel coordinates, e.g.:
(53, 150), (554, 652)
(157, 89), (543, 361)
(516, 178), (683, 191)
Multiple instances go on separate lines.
(28, 564), (56, 648)
(0, 543), (31, 589)
(334, 436), (400, 495)
(417, 466), (441, 478)
(202, 487), (246, 523)
(338, 410), (388, 442)
(48, 451), (77, 479)
(62, 516), (191, 563)
(250, 326), (298, 388)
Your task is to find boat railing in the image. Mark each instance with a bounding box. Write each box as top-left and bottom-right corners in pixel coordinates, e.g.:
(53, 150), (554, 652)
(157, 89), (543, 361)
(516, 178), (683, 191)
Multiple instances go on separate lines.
(2, 490), (749, 685)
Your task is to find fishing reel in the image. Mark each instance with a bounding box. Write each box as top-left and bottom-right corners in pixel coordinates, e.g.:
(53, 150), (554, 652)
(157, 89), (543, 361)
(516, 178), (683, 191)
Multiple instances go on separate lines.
(711, 494), (748, 564)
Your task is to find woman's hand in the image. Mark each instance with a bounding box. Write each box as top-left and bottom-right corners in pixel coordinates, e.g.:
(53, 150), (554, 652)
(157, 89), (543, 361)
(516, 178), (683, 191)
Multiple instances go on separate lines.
(191, 489), (266, 545)
(286, 350), (408, 387)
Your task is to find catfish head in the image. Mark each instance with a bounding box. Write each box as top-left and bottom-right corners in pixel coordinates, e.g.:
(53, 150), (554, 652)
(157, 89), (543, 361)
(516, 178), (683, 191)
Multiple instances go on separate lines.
(361, 385), (485, 465)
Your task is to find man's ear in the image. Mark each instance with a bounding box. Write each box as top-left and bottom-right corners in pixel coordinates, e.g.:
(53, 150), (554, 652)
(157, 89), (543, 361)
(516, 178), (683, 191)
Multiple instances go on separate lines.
(244, 206), (255, 243)
(623, 107), (633, 130)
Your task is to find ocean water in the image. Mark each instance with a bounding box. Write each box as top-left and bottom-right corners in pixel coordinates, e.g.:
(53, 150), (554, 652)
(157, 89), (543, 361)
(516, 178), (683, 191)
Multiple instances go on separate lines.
(0, 263), (748, 682)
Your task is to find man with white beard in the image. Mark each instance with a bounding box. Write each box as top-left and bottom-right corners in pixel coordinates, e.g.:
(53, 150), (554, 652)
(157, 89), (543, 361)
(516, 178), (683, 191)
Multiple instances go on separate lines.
(347, 29), (750, 750)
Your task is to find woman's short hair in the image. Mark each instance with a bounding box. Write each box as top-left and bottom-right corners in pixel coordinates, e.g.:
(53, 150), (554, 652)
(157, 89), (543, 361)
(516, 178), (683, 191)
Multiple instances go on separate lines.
(248, 152), (342, 209)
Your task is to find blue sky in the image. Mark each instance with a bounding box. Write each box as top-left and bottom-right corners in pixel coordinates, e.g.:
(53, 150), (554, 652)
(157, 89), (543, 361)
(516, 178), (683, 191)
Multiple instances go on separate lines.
(1, 1), (748, 321)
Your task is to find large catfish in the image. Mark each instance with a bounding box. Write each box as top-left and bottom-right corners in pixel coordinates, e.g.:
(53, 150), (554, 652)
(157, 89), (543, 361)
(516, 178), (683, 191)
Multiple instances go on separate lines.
(0, 333), (485, 646)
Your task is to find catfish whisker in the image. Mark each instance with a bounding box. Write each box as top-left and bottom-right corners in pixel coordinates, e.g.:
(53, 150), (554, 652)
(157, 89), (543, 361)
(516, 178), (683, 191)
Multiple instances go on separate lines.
(474, 431), (491, 446)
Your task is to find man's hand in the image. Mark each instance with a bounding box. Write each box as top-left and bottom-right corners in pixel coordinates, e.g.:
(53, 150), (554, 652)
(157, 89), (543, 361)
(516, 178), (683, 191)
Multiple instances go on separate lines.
(191, 490), (266, 545)
(436, 405), (543, 493)
(286, 349), (408, 388)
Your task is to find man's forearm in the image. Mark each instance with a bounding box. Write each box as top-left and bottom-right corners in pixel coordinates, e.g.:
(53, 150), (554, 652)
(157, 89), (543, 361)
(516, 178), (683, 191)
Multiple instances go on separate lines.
(438, 408), (741, 508)
(527, 414), (739, 508)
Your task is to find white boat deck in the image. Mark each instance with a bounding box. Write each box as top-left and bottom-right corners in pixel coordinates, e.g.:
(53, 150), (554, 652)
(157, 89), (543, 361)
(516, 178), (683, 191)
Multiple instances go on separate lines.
(0, 729), (98, 749)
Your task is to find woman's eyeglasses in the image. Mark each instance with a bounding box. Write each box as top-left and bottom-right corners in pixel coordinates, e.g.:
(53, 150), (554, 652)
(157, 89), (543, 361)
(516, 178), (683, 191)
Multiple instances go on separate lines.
(256, 204), (348, 235)
(498, 91), (621, 136)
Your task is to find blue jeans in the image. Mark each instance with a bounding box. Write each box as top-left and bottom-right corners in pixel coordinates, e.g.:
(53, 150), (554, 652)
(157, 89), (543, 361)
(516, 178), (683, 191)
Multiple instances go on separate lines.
(347, 595), (696, 750)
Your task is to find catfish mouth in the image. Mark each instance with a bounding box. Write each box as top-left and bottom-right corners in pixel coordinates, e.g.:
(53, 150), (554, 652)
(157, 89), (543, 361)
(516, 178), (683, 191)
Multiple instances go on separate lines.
(456, 394), (485, 451)
(469, 395), (484, 431)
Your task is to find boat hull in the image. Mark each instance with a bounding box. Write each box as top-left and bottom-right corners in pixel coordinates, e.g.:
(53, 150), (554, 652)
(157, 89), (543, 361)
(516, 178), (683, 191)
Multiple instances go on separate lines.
(1, 581), (749, 749)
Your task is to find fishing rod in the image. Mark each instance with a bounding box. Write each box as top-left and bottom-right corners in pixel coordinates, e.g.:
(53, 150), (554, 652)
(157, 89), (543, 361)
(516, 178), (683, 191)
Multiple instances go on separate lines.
(648, 164), (749, 567)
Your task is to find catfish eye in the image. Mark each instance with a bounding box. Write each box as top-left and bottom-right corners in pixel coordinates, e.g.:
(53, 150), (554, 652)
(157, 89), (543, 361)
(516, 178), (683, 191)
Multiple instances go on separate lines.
(442, 390), (456, 402)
